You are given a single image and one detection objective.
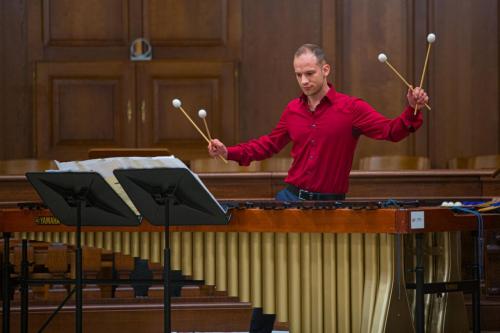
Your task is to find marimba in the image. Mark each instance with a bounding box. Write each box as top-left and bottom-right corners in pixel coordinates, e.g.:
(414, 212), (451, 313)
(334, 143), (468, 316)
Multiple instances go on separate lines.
(1, 200), (499, 333)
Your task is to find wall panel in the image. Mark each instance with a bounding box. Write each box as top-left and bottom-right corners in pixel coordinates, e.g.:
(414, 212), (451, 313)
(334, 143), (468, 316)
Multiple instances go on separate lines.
(0, 0), (4, 159)
(240, 0), (331, 143)
(430, 0), (498, 167)
(0, 0), (32, 159)
(145, 0), (226, 46)
(35, 62), (136, 160)
(43, 0), (129, 46)
(28, 0), (142, 61)
(143, 0), (241, 60)
(0, 0), (498, 167)
(340, 0), (417, 165)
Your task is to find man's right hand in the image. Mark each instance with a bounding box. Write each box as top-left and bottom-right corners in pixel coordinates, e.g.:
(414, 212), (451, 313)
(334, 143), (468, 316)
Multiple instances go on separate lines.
(208, 139), (228, 159)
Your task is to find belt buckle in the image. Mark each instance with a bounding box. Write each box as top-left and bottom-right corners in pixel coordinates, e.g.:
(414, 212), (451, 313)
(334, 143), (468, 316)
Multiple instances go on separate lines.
(298, 189), (313, 201)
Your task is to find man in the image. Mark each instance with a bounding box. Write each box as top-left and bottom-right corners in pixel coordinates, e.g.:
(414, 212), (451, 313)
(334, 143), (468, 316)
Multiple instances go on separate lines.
(209, 43), (429, 201)
(208, 43), (429, 332)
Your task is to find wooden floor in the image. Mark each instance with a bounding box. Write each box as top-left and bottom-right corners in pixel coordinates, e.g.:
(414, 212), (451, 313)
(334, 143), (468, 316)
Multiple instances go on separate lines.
(1, 300), (252, 333)
(465, 295), (500, 331)
(0, 285), (253, 333)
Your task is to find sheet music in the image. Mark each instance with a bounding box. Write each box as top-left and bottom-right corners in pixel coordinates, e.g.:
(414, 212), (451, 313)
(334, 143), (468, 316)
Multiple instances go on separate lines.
(54, 156), (225, 215)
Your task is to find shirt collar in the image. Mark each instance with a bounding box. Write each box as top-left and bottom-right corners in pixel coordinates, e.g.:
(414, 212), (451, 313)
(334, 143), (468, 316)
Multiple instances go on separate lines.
(300, 83), (336, 106)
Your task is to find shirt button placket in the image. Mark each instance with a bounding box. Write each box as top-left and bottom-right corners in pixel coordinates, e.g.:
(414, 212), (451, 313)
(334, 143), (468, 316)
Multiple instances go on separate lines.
(309, 121), (316, 165)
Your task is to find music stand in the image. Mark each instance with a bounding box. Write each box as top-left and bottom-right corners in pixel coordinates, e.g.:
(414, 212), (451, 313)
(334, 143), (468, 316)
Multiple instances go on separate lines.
(26, 172), (140, 333)
(113, 167), (229, 333)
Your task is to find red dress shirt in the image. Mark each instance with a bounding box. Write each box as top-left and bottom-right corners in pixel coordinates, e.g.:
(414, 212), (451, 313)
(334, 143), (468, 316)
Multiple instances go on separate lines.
(227, 85), (423, 194)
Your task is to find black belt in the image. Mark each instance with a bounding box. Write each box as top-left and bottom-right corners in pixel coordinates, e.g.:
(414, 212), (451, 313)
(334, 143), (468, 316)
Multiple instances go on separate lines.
(286, 184), (345, 201)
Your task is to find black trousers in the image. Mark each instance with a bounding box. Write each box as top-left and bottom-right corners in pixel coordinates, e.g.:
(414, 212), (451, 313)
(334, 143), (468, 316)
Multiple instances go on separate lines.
(249, 307), (276, 333)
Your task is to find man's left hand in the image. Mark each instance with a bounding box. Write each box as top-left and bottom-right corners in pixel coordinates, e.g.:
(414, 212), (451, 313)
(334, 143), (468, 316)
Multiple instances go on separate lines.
(407, 87), (429, 109)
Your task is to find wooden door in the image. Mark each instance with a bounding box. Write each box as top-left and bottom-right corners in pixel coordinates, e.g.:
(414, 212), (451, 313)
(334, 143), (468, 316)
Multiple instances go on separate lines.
(28, 0), (142, 61)
(35, 62), (136, 160)
(136, 61), (237, 161)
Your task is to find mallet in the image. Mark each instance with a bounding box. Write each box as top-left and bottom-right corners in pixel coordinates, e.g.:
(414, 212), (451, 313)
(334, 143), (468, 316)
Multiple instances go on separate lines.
(378, 53), (431, 111)
(413, 33), (436, 115)
(198, 109), (213, 141)
(172, 99), (227, 163)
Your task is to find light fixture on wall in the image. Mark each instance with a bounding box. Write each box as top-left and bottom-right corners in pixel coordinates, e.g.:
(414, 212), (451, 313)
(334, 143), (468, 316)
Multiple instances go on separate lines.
(130, 38), (152, 61)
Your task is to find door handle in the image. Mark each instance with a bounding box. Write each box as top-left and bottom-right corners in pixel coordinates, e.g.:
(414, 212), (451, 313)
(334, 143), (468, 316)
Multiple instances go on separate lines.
(141, 100), (146, 123)
(127, 100), (132, 123)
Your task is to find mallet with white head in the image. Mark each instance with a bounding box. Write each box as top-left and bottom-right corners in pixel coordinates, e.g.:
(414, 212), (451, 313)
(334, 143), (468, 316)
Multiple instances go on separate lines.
(377, 53), (431, 111)
(172, 98), (182, 109)
(419, 33), (436, 88)
(171, 98), (210, 141)
(378, 53), (413, 88)
(412, 33), (436, 114)
(197, 109), (213, 141)
(171, 98), (227, 163)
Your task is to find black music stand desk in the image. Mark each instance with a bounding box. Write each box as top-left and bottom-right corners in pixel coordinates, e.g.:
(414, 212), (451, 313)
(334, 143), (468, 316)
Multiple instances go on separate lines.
(24, 172), (140, 333)
(114, 167), (229, 333)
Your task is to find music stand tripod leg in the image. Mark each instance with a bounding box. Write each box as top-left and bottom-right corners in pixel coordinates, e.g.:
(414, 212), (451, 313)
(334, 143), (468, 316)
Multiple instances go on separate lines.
(472, 232), (481, 333)
(75, 199), (84, 333)
(415, 233), (425, 333)
(2, 232), (11, 333)
(21, 239), (29, 333)
(164, 198), (173, 333)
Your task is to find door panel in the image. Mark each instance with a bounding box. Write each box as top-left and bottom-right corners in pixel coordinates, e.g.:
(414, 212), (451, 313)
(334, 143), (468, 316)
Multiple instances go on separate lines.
(143, 0), (241, 59)
(28, 0), (142, 60)
(36, 62), (136, 160)
(54, 80), (118, 141)
(146, 0), (226, 45)
(137, 61), (237, 161)
(44, 0), (129, 46)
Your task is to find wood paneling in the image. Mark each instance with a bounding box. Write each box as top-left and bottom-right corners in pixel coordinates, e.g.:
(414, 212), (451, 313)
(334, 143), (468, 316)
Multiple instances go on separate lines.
(240, 0), (328, 141)
(2, 300), (252, 333)
(0, 0), (32, 159)
(35, 62), (136, 160)
(340, 0), (417, 164)
(143, 0), (241, 59)
(55, 81), (117, 141)
(0, 0), (498, 167)
(0, 0), (4, 159)
(33, 61), (236, 161)
(430, 0), (499, 167)
(43, 0), (130, 46)
(145, 0), (226, 45)
(27, 0), (142, 60)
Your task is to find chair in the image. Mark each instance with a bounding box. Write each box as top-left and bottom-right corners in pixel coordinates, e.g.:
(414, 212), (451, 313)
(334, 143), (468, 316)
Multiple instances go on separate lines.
(448, 155), (500, 169)
(358, 155), (430, 171)
(447, 157), (469, 169)
(0, 159), (57, 175)
(189, 158), (261, 173)
(468, 155), (500, 169)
